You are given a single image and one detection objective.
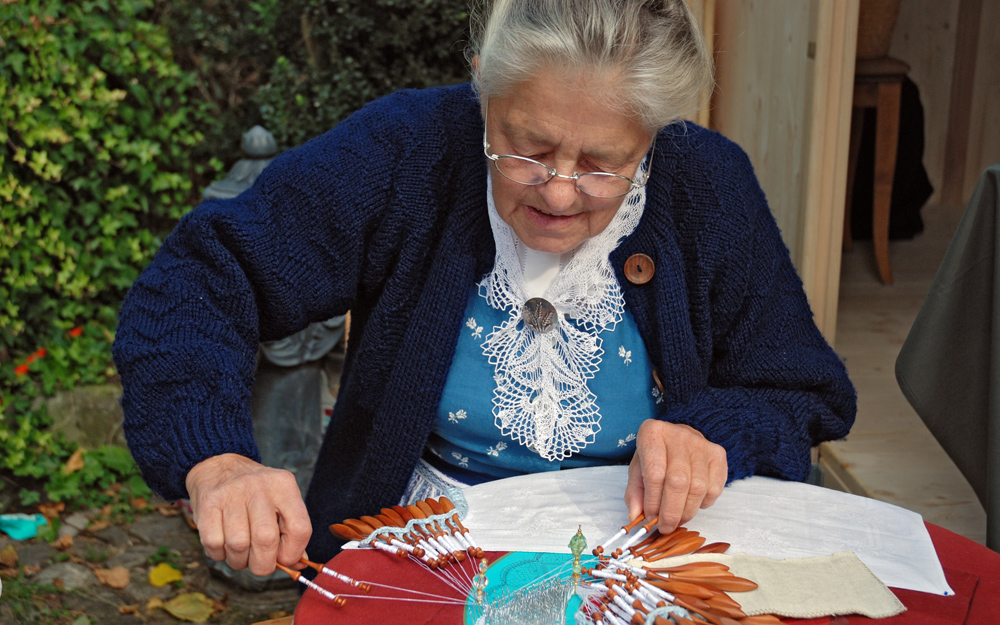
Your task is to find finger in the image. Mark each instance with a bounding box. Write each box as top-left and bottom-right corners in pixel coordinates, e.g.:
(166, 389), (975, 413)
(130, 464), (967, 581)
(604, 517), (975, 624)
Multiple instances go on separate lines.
(679, 458), (711, 525)
(222, 506), (252, 572)
(275, 494), (312, 568)
(657, 459), (691, 534)
(624, 455), (646, 521)
(700, 454), (728, 510)
(641, 451), (668, 524)
(247, 496), (282, 577)
(197, 502), (226, 562)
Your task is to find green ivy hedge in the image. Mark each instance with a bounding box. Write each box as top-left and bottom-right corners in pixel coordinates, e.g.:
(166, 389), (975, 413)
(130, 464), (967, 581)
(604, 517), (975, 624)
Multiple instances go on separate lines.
(1, 0), (471, 512)
(0, 0), (218, 353)
(0, 0), (211, 510)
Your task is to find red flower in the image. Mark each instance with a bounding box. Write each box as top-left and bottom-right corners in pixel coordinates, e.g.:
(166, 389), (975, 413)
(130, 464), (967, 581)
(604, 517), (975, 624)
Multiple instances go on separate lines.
(14, 364), (29, 375)
(26, 354), (35, 364)
(68, 326), (83, 338)
(34, 348), (47, 358)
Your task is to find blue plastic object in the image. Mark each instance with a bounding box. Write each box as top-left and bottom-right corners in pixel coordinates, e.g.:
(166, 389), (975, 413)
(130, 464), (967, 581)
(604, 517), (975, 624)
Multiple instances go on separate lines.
(0, 513), (49, 540)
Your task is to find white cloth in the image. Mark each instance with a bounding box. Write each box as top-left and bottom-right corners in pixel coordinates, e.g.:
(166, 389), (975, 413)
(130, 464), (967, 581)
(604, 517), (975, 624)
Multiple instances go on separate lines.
(642, 551), (906, 619)
(459, 466), (953, 596)
(478, 165), (647, 462)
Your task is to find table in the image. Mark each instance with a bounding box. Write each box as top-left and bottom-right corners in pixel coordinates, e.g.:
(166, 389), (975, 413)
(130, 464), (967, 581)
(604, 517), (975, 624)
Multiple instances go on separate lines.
(293, 523), (1000, 625)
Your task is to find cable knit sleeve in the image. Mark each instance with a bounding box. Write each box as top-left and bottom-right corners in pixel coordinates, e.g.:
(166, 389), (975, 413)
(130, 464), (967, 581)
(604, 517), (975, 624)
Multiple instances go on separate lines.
(111, 95), (414, 502)
(638, 126), (857, 483)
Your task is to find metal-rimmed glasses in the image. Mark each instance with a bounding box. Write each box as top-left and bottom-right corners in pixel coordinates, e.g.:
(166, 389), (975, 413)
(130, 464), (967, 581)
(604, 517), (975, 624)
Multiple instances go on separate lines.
(482, 111), (655, 200)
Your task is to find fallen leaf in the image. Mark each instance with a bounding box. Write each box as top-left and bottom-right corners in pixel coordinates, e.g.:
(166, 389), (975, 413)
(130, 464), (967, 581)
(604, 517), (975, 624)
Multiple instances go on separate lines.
(119, 605), (139, 615)
(51, 534), (74, 550)
(100, 504), (112, 518)
(1, 566), (18, 577)
(94, 566), (130, 589)
(53, 578), (65, 590)
(23, 564), (40, 575)
(130, 497), (149, 510)
(149, 562), (183, 587)
(157, 504), (181, 517)
(146, 596), (164, 615)
(268, 610), (288, 619)
(0, 545), (18, 568)
(38, 502), (65, 520)
(63, 448), (85, 475)
(88, 519), (110, 532)
(185, 561), (200, 569)
(158, 593), (215, 623)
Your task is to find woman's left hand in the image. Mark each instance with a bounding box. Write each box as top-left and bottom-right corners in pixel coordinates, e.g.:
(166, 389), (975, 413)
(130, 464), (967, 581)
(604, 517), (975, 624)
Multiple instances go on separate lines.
(624, 419), (728, 534)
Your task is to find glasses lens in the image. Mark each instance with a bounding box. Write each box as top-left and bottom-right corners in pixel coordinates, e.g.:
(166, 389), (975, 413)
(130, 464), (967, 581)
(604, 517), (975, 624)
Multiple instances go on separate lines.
(577, 173), (633, 199)
(493, 156), (551, 185)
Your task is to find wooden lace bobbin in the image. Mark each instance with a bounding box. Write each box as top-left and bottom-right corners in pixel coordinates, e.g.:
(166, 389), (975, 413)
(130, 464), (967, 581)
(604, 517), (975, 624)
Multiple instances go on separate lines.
(424, 498), (476, 557)
(415, 500), (467, 561)
(642, 535), (708, 561)
(405, 501), (455, 562)
(631, 528), (698, 557)
(299, 557), (372, 593)
(596, 513), (650, 557)
(613, 516), (660, 558)
(275, 562), (347, 607)
(438, 497), (484, 557)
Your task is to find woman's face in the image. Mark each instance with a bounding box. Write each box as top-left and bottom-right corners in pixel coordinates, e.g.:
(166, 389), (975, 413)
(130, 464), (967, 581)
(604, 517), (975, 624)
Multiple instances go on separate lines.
(484, 69), (652, 254)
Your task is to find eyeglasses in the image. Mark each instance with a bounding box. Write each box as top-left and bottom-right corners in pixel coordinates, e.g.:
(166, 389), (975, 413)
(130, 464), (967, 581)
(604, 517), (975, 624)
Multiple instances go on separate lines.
(482, 109), (655, 200)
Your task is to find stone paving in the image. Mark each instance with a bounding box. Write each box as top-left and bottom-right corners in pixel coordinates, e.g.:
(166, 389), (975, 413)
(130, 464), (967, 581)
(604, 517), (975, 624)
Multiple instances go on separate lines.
(0, 499), (300, 625)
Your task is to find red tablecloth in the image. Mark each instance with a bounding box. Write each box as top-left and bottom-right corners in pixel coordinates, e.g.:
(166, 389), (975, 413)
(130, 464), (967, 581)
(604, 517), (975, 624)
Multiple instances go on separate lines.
(295, 523), (1000, 624)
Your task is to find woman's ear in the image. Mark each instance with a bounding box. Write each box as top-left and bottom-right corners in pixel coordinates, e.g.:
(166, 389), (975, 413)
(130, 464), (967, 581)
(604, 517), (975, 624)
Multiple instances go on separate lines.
(471, 55), (481, 75)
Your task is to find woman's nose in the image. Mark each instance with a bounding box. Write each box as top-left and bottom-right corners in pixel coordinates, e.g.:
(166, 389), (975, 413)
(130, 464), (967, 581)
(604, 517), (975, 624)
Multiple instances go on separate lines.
(538, 174), (579, 213)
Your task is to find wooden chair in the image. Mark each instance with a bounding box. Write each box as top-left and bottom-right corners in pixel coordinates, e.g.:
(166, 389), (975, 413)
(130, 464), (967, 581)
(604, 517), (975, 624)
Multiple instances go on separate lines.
(843, 56), (910, 285)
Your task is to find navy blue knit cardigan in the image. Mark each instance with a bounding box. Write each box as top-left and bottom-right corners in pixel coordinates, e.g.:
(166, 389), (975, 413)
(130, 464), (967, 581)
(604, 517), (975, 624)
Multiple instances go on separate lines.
(113, 83), (856, 563)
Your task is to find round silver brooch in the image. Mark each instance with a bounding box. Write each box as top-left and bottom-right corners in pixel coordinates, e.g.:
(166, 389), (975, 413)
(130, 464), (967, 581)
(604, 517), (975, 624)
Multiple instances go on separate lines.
(522, 297), (558, 333)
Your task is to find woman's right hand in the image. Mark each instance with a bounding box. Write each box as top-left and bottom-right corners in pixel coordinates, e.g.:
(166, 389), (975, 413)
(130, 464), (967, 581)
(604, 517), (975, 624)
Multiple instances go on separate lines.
(185, 453), (312, 576)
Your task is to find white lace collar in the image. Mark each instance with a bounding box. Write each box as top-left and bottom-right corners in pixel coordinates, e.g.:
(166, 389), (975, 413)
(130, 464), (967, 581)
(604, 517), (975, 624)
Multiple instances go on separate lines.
(478, 164), (647, 461)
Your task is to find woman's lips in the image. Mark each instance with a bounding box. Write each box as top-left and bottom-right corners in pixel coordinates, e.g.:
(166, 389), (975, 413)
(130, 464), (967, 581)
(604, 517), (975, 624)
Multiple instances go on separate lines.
(525, 204), (576, 223)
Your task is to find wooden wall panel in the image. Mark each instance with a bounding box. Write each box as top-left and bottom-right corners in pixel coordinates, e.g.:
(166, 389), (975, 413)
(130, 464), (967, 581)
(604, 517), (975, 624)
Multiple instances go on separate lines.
(711, 0), (814, 266)
(799, 0), (858, 344)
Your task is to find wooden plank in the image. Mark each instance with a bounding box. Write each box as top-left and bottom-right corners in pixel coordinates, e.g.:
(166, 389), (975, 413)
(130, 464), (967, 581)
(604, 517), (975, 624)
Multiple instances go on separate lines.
(711, 0), (814, 267)
(800, 0), (859, 343)
(683, 0), (716, 127)
(698, 0), (716, 128)
(940, 0), (983, 207)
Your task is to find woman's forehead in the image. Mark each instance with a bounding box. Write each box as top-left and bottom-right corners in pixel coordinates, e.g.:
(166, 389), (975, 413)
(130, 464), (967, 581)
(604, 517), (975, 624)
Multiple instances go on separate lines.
(488, 72), (651, 163)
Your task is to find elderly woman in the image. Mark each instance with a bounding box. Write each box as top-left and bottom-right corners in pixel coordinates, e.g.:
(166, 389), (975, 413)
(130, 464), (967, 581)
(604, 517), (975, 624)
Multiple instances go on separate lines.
(113, 0), (855, 577)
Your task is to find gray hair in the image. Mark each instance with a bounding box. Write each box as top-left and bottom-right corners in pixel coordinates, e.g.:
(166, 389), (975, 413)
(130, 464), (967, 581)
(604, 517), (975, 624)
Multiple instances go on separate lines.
(469, 0), (714, 132)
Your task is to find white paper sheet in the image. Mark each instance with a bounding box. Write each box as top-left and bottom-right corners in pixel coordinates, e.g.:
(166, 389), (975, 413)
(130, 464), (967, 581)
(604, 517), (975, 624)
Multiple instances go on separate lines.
(459, 466), (953, 596)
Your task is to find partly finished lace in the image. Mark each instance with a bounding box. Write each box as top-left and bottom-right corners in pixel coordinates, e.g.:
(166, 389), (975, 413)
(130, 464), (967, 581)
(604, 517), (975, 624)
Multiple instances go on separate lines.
(479, 163), (647, 461)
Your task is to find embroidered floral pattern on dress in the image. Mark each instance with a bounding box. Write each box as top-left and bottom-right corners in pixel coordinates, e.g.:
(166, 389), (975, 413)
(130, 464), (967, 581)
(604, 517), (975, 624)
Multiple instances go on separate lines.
(617, 433), (637, 448)
(619, 345), (632, 366)
(451, 452), (469, 468)
(448, 409), (467, 424)
(486, 441), (508, 457)
(466, 317), (483, 340)
(479, 165), (647, 462)
(652, 386), (664, 404)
